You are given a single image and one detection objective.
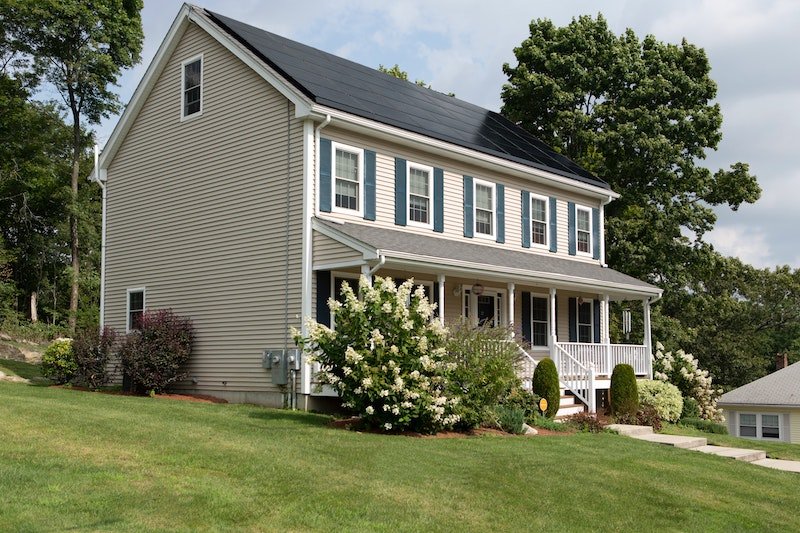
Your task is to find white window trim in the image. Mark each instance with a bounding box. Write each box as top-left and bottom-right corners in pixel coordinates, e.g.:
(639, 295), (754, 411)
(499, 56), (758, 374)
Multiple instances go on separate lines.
(575, 204), (593, 257)
(180, 54), (204, 121)
(473, 178), (496, 240)
(530, 193), (549, 249)
(462, 285), (506, 327)
(576, 298), (594, 343)
(406, 162), (434, 229)
(530, 293), (550, 349)
(126, 287), (146, 333)
(330, 141), (364, 217)
(738, 412), (782, 440)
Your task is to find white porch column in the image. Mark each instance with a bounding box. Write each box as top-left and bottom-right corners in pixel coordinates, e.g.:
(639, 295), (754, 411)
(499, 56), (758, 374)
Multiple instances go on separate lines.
(549, 288), (557, 363)
(643, 298), (653, 378)
(437, 274), (445, 326)
(603, 294), (611, 375)
(360, 264), (372, 286)
(507, 282), (515, 335)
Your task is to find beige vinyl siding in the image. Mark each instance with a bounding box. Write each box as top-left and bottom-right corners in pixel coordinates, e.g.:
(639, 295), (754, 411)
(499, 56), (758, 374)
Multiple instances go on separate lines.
(315, 125), (603, 264)
(313, 231), (364, 267)
(104, 22), (304, 400)
(724, 407), (798, 443)
(791, 411), (799, 444)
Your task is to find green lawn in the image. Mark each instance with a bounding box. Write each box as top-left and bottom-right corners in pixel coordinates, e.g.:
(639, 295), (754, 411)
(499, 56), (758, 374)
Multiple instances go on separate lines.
(2, 383), (799, 532)
(0, 357), (47, 383)
(662, 423), (800, 461)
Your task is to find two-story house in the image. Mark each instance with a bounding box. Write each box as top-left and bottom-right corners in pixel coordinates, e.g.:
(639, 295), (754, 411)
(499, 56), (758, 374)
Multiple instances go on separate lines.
(95, 4), (662, 413)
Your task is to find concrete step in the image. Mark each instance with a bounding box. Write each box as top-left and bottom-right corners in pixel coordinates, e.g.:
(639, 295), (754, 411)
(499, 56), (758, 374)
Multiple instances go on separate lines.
(606, 424), (654, 437)
(695, 445), (766, 462)
(555, 404), (585, 417)
(752, 458), (800, 473)
(632, 433), (707, 449)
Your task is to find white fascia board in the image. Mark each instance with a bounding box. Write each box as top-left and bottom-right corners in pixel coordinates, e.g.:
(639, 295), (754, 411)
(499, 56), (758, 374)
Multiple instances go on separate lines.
(311, 218), (379, 260)
(306, 105), (621, 202)
(382, 251), (662, 299)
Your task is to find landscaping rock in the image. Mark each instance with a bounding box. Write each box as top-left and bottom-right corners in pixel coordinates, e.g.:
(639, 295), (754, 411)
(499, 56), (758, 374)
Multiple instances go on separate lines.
(522, 423), (538, 436)
(0, 343), (26, 362)
(0, 370), (31, 384)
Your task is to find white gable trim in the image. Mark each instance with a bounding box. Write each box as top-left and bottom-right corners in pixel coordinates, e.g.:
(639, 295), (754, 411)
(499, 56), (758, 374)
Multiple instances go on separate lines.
(99, 4), (312, 171)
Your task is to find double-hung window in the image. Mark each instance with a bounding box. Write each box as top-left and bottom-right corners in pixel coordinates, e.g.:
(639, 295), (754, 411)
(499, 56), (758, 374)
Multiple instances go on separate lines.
(531, 295), (549, 347)
(739, 413), (781, 440)
(181, 55), (203, 119)
(474, 180), (495, 238)
(531, 194), (549, 247)
(408, 163), (433, 227)
(577, 299), (593, 343)
(739, 414), (757, 437)
(127, 288), (145, 332)
(332, 142), (363, 215)
(576, 206), (592, 254)
(762, 414), (780, 439)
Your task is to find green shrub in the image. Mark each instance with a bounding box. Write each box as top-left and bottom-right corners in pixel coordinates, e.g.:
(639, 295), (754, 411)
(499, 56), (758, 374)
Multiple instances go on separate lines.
(71, 327), (117, 389)
(501, 388), (540, 421)
(564, 412), (605, 433)
(680, 397), (701, 420)
(653, 343), (722, 421)
(680, 417), (728, 434)
(119, 309), (194, 394)
(1, 317), (68, 343)
(494, 404), (526, 434)
(638, 379), (683, 423)
(444, 322), (523, 428)
(616, 405), (663, 431)
(532, 358), (560, 418)
(529, 412), (571, 432)
(41, 338), (75, 384)
(610, 364), (638, 418)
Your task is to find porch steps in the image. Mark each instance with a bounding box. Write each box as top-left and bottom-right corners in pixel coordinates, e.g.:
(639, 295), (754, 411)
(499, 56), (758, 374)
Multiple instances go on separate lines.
(554, 390), (586, 419)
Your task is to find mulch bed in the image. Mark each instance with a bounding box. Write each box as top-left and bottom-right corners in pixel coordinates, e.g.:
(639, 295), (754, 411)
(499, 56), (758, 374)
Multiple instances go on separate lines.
(328, 417), (573, 437)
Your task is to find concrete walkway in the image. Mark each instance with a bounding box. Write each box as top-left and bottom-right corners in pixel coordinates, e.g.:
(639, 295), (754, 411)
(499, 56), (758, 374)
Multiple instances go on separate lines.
(607, 424), (799, 473)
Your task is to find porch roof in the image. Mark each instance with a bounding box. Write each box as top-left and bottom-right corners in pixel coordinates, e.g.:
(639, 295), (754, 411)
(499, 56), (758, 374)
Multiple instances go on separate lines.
(314, 218), (662, 299)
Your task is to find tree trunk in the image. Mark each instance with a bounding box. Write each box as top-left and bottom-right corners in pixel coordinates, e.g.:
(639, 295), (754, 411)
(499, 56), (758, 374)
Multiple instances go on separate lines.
(30, 291), (38, 323)
(68, 114), (81, 334)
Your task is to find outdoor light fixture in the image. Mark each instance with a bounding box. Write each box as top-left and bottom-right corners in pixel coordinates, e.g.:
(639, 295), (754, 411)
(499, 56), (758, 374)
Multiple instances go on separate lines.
(472, 283), (484, 296)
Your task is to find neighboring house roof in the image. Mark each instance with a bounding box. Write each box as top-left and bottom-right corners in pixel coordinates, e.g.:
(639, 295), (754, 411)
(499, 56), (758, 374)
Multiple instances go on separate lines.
(314, 218), (660, 296)
(719, 362), (800, 407)
(205, 9), (610, 191)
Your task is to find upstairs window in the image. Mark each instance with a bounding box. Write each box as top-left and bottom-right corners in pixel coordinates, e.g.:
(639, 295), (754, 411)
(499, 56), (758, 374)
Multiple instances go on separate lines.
(408, 163), (433, 227)
(127, 288), (145, 332)
(333, 143), (363, 215)
(531, 195), (549, 247)
(577, 299), (593, 343)
(181, 55), (203, 119)
(576, 206), (592, 254)
(474, 180), (495, 238)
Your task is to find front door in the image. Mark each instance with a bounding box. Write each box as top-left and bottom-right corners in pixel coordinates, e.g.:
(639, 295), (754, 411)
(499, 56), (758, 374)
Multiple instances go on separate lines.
(477, 294), (497, 326)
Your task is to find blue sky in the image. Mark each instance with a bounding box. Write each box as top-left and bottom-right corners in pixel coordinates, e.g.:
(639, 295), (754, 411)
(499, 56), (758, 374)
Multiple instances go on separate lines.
(96, 0), (800, 268)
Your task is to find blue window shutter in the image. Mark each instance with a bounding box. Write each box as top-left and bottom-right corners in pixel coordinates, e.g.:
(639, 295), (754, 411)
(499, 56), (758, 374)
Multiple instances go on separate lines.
(568, 297), (577, 342)
(549, 197), (557, 253)
(496, 183), (505, 244)
(395, 158), (407, 226)
(463, 176), (473, 238)
(592, 207), (600, 260)
(316, 271), (331, 327)
(364, 150), (376, 221)
(319, 138), (332, 212)
(521, 190), (531, 248)
(568, 202), (576, 256)
(433, 167), (444, 233)
(521, 291), (531, 343)
(593, 299), (601, 343)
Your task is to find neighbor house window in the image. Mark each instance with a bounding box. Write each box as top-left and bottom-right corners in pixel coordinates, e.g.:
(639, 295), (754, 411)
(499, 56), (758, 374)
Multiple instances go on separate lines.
(761, 414), (780, 439)
(474, 180), (495, 238)
(738, 414), (757, 437)
(127, 288), (145, 332)
(531, 195), (549, 247)
(577, 299), (593, 343)
(408, 163), (433, 227)
(181, 55), (203, 119)
(332, 142), (363, 215)
(531, 295), (549, 347)
(576, 206), (592, 254)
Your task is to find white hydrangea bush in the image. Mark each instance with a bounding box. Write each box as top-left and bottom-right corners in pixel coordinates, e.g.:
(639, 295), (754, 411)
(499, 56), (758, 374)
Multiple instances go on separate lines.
(637, 380), (683, 423)
(653, 342), (723, 421)
(293, 276), (460, 433)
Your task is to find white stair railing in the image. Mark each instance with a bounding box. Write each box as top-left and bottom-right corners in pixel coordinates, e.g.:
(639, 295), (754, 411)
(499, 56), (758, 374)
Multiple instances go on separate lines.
(553, 343), (596, 413)
(514, 343), (538, 392)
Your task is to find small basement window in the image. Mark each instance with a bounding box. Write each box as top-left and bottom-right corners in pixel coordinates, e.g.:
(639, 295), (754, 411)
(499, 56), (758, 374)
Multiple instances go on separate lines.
(182, 55), (203, 119)
(127, 288), (145, 332)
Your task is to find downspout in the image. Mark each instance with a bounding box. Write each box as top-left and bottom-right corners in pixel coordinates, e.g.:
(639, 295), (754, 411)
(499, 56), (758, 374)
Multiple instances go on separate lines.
(91, 145), (107, 332)
(300, 114), (331, 405)
(368, 255), (386, 277)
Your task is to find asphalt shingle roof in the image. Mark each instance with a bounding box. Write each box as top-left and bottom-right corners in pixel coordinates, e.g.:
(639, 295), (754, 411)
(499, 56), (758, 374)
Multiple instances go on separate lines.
(317, 219), (659, 292)
(205, 9), (610, 190)
(719, 362), (800, 407)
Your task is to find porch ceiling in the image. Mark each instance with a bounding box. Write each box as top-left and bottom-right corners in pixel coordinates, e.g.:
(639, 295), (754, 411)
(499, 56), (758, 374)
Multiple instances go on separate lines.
(313, 218), (662, 299)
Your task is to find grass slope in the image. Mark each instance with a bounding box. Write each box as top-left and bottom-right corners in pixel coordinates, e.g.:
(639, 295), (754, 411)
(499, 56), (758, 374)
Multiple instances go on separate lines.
(1, 383), (799, 532)
(0, 358), (46, 382)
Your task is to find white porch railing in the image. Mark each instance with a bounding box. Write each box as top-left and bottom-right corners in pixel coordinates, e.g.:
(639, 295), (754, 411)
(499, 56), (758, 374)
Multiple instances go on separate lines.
(516, 344), (538, 392)
(553, 343), (596, 413)
(556, 342), (649, 377)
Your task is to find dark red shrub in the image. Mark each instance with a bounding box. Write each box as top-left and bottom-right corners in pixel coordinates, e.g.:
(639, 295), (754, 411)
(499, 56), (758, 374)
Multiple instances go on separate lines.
(72, 326), (117, 389)
(119, 309), (194, 394)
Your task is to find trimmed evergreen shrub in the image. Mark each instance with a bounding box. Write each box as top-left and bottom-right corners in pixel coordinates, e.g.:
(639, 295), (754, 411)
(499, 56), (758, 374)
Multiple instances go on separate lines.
(610, 364), (638, 418)
(680, 417), (728, 434)
(681, 397), (701, 420)
(531, 357), (560, 418)
(638, 379), (683, 423)
(41, 338), (75, 384)
(564, 412), (606, 433)
(119, 309), (194, 394)
(71, 327), (117, 389)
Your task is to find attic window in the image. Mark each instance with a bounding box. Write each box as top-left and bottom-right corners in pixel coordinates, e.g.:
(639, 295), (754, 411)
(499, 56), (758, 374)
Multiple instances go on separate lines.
(182, 55), (203, 119)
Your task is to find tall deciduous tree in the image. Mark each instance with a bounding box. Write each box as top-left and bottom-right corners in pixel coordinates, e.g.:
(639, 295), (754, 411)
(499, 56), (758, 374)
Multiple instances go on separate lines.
(5, 0), (143, 332)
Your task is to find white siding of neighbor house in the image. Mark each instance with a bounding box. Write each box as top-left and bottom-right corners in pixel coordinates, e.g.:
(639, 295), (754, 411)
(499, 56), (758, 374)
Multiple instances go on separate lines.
(313, 125), (604, 264)
(723, 407), (798, 443)
(104, 22), (304, 403)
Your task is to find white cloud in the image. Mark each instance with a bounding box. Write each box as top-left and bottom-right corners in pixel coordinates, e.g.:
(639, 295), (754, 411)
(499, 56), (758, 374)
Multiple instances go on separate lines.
(706, 225), (774, 267)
